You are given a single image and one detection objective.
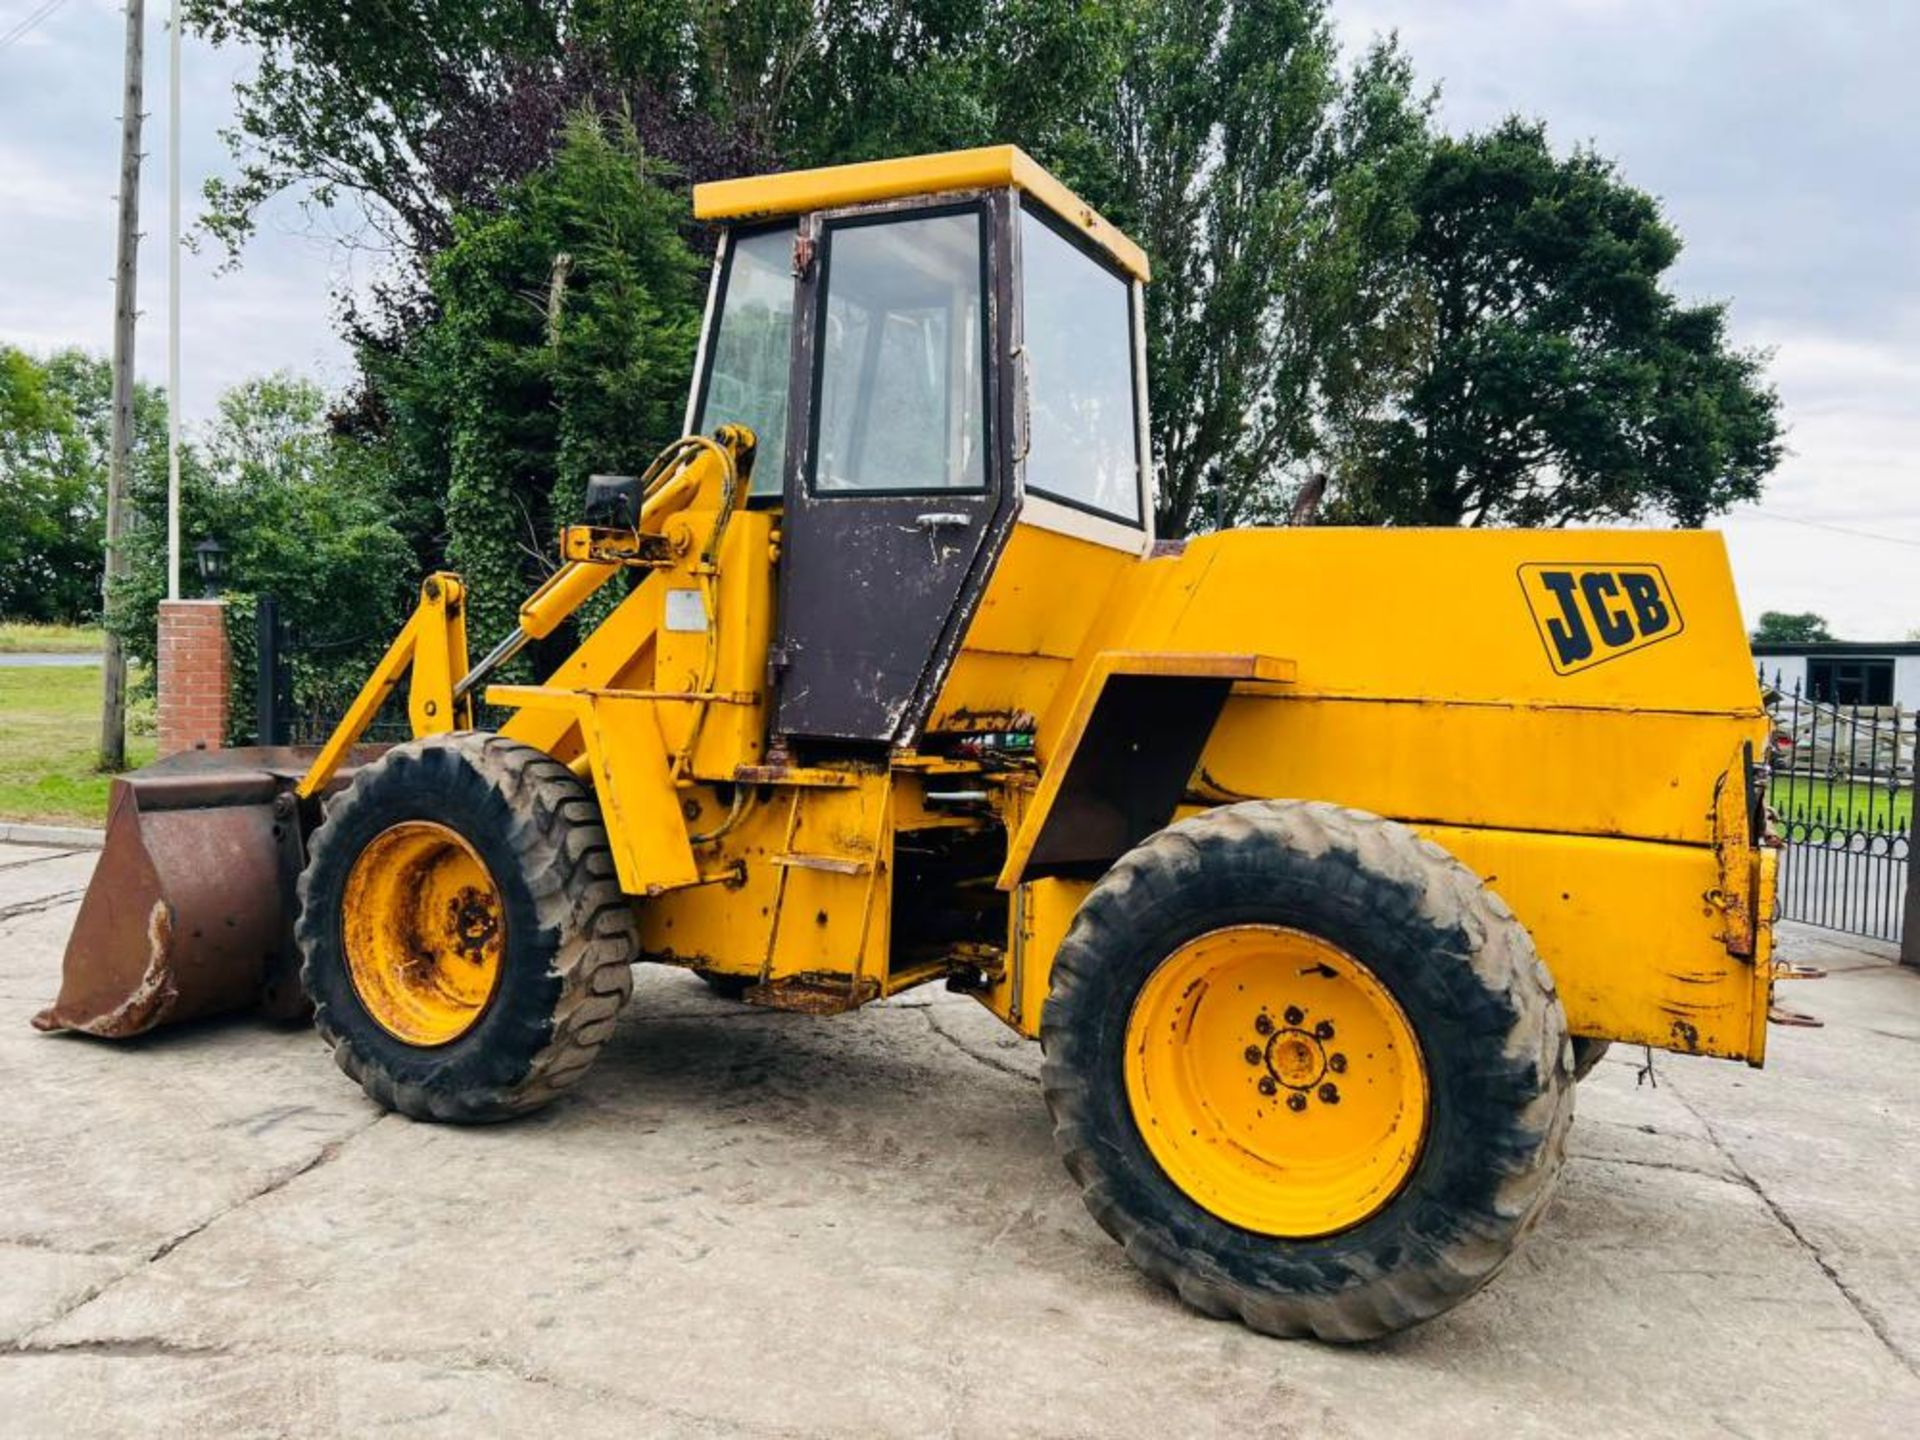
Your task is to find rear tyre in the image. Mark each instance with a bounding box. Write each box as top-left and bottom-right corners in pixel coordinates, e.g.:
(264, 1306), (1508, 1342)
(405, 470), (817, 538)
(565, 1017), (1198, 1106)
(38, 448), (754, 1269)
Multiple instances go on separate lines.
(296, 733), (637, 1122)
(1042, 800), (1572, 1341)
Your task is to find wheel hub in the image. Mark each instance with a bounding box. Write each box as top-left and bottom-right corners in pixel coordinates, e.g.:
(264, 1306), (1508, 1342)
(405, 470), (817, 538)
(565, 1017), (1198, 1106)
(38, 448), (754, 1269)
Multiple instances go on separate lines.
(1265, 1028), (1327, 1090)
(1123, 924), (1430, 1238)
(341, 820), (505, 1047)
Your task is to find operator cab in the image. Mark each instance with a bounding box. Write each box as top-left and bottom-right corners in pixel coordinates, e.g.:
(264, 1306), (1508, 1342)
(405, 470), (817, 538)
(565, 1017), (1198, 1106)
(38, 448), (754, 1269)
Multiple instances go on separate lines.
(689, 147), (1154, 746)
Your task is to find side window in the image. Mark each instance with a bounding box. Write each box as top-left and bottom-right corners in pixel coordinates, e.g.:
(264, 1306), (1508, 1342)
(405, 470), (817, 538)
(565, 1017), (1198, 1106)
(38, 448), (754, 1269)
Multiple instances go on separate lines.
(697, 226), (796, 497)
(1019, 204), (1142, 524)
(809, 209), (988, 494)
(1808, 658), (1894, 705)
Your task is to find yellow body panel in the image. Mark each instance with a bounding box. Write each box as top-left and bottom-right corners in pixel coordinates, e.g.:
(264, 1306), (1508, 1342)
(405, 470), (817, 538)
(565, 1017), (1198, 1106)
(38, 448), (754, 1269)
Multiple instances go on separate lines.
(692, 144), (1151, 282)
(950, 523), (1774, 1060)
(930, 522), (1137, 732)
(635, 774), (895, 995)
(1414, 824), (1764, 1061)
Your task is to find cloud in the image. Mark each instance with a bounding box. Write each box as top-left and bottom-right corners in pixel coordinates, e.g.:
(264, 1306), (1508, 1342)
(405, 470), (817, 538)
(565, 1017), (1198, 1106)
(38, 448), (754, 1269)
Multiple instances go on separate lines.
(0, 0), (350, 427)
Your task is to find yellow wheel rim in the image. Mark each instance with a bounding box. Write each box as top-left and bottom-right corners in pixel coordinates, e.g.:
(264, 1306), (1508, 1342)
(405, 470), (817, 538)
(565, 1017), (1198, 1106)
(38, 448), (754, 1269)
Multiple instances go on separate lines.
(1124, 925), (1429, 1238)
(342, 821), (505, 1047)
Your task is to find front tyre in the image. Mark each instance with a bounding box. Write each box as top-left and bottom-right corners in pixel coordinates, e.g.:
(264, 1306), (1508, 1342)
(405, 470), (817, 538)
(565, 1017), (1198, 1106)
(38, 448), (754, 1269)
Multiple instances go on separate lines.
(296, 734), (637, 1122)
(1041, 800), (1572, 1341)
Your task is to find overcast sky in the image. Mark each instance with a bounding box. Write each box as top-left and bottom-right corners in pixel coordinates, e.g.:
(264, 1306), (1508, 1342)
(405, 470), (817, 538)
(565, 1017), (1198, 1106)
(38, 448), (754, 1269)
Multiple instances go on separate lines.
(4, 0), (1917, 637)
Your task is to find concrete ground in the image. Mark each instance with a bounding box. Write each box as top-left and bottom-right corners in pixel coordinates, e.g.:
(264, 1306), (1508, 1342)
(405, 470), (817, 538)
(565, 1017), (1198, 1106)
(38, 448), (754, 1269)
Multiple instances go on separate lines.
(1, 840), (1915, 1438)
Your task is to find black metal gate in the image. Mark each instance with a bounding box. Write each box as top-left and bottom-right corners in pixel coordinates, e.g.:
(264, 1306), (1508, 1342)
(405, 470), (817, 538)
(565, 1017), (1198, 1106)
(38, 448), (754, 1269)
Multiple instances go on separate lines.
(253, 595), (412, 748)
(1760, 670), (1914, 944)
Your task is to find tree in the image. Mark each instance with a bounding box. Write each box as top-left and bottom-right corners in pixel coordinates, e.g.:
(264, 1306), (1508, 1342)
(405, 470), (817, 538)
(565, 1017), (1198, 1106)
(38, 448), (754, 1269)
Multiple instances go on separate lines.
(185, 1), (1123, 272)
(108, 374), (415, 740)
(0, 348), (167, 623)
(1326, 118), (1781, 528)
(1752, 611), (1833, 644)
(1063, 4), (1432, 535)
(407, 113), (705, 646)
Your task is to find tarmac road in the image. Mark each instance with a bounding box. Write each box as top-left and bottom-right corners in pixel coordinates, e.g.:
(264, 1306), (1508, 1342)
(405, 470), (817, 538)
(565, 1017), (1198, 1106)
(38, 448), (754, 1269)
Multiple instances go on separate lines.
(1, 840), (1916, 1438)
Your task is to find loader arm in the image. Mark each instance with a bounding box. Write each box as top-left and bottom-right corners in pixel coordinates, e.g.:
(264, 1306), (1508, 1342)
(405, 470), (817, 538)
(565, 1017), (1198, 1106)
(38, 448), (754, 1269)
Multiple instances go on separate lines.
(294, 430), (752, 802)
(293, 572), (476, 802)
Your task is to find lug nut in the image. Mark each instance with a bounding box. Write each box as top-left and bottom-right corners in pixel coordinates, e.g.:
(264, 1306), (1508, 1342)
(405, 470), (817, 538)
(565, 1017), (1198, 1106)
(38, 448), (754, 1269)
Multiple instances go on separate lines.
(1283, 1005), (1305, 1025)
(1243, 1045), (1263, 1065)
(1328, 1053), (1347, 1073)
(1286, 1093), (1308, 1112)
(1318, 1083), (1340, 1104)
(1258, 1077), (1278, 1097)
(1314, 1020), (1335, 1040)
(1253, 1013), (1274, 1036)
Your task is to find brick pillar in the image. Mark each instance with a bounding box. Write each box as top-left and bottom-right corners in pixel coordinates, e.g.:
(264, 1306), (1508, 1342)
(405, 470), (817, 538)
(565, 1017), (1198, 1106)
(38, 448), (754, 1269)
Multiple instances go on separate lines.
(158, 600), (231, 756)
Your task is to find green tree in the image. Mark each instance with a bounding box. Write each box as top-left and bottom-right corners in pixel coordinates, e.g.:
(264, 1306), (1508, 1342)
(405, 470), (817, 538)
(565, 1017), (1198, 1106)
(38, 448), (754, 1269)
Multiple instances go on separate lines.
(186, 1), (1125, 266)
(0, 348), (168, 623)
(109, 374), (415, 741)
(1326, 118), (1781, 528)
(1752, 611), (1833, 644)
(420, 112), (704, 646)
(1066, 5), (1432, 535)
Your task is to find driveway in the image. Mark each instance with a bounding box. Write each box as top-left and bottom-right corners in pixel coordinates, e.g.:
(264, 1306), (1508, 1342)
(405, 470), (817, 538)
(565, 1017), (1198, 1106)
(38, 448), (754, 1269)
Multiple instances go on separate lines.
(1, 840), (1915, 1437)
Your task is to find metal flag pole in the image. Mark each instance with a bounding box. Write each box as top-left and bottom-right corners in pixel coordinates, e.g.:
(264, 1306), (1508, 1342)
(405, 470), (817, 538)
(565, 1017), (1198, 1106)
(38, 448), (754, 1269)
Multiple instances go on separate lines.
(165, 0), (182, 600)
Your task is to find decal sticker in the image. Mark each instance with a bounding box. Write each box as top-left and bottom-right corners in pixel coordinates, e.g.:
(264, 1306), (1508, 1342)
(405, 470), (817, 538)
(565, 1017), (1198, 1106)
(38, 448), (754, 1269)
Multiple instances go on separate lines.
(1518, 563), (1684, 675)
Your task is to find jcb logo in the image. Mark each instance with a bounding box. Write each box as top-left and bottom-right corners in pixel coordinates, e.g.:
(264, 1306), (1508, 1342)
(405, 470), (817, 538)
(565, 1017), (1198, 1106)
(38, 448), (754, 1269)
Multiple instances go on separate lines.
(1518, 564), (1684, 675)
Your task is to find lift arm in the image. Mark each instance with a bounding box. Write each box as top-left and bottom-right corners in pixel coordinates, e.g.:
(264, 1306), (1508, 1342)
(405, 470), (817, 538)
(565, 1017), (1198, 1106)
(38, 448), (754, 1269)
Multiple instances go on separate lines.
(293, 429), (753, 803)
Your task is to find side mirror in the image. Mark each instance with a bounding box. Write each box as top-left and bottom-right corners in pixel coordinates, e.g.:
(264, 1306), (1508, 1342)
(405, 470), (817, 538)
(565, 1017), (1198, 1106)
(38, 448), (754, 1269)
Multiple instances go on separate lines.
(584, 474), (644, 530)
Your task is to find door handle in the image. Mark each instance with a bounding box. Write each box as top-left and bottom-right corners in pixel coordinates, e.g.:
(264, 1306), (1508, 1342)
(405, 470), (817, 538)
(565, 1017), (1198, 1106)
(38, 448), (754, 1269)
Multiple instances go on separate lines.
(915, 512), (971, 531)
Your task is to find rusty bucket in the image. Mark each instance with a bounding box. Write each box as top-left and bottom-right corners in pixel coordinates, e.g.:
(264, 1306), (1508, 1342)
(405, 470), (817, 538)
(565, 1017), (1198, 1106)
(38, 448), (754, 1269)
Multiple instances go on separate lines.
(32, 746), (367, 1039)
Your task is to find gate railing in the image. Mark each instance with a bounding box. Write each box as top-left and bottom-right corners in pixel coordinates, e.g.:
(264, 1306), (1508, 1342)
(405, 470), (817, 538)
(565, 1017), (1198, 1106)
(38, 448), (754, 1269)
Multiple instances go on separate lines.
(253, 594), (412, 748)
(1758, 669), (1913, 945)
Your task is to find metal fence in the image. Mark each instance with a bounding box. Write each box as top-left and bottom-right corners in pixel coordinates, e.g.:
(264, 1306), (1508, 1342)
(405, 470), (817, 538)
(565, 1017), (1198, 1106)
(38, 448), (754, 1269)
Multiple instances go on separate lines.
(1759, 669), (1914, 944)
(254, 595), (412, 748)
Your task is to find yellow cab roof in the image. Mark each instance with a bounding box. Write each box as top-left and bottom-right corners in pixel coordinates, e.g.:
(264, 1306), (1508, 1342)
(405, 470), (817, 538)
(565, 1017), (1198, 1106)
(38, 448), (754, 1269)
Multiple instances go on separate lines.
(691, 144), (1150, 283)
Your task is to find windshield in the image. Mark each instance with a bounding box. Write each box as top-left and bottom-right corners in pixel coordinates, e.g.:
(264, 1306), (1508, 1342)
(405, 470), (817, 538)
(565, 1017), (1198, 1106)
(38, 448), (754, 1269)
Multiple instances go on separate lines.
(696, 225), (796, 497)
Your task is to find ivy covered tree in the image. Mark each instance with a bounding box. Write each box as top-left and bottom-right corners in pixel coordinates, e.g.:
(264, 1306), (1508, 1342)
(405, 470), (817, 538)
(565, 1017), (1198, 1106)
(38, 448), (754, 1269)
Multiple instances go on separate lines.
(399, 113), (704, 646)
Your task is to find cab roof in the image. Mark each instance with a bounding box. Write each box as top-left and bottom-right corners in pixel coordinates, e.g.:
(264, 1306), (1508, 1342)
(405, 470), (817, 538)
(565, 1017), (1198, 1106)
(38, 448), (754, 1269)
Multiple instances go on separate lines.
(691, 144), (1150, 283)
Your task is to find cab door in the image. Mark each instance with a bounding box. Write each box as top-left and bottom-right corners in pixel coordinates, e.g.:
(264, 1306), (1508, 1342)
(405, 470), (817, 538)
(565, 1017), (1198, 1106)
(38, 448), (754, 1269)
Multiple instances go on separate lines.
(772, 198), (1012, 744)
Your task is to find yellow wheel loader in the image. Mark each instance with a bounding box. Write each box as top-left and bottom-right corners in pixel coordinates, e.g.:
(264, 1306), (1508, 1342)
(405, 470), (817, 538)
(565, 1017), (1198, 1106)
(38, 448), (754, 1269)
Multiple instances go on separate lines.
(38, 147), (1780, 1341)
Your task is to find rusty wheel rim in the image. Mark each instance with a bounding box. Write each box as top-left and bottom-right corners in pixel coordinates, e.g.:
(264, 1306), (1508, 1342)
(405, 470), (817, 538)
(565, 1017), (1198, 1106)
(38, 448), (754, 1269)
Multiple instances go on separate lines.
(341, 820), (505, 1047)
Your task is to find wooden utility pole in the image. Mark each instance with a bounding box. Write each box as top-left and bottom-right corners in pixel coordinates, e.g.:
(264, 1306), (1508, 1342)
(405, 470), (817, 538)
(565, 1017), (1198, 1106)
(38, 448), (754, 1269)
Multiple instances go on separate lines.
(100, 0), (146, 772)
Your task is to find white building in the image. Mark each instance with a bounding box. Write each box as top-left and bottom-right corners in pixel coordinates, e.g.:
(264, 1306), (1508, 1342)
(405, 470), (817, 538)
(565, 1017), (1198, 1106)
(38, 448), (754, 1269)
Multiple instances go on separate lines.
(1751, 641), (1920, 708)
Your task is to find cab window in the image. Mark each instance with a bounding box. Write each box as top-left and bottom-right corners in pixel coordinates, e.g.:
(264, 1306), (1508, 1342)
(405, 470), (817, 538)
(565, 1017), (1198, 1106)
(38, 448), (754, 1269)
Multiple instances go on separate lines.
(808, 207), (989, 495)
(1019, 202), (1142, 524)
(696, 225), (796, 497)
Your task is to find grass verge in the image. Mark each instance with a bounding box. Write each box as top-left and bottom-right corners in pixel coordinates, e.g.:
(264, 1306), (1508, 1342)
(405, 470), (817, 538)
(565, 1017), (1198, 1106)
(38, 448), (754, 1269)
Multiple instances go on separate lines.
(0, 665), (154, 825)
(0, 622), (105, 654)
(1770, 776), (1913, 832)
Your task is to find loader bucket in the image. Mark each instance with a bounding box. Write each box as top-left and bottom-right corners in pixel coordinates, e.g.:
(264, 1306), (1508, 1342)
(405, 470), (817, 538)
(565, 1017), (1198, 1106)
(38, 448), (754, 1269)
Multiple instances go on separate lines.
(32, 746), (371, 1039)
